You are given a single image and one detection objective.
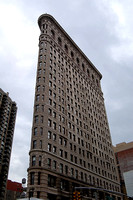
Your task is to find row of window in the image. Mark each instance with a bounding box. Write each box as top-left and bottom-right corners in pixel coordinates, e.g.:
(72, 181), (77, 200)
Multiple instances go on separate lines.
(48, 73), (108, 128)
(41, 115), (106, 146)
(36, 46), (113, 158)
(40, 28), (99, 87)
(30, 165), (119, 193)
(33, 109), (112, 156)
(49, 37), (100, 87)
(47, 83), (108, 131)
(31, 134), (114, 174)
(37, 64), (103, 126)
(34, 113), (112, 157)
(46, 143), (115, 175)
(34, 105), (105, 139)
(48, 52), (101, 102)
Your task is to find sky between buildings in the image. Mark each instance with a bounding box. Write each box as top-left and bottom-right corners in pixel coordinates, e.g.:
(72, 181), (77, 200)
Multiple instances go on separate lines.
(0, 0), (133, 183)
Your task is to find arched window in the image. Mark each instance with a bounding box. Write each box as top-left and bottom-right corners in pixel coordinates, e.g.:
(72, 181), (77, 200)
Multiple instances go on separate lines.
(32, 155), (36, 166)
(64, 44), (68, 53)
(39, 156), (42, 166)
(82, 63), (85, 72)
(58, 37), (62, 46)
(43, 24), (48, 29)
(92, 74), (95, 82)
(51, 30), (55, 39)
(96, 79), (99, 86)
(76, 57), (79, 64)
(87, 69), (90, 77)
(71, 51), (74, 58)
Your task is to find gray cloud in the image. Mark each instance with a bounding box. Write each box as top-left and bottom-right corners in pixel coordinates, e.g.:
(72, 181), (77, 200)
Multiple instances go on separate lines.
(0, 0), (133, 183)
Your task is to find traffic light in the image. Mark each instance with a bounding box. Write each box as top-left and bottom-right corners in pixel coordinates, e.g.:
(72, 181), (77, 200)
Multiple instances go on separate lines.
(77, 191), (81, 200)
(73, 191), (77, 200)
(73, 191), (81, 200)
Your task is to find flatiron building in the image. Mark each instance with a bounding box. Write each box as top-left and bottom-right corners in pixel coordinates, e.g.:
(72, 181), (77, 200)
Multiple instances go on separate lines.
(27, 14), (121, 200)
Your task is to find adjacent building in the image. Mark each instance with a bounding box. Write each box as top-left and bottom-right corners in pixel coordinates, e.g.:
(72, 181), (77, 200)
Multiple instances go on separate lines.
(0, 89), (17, 200)
(6, 180), (23, 200)
(114, 142), (133, 198)
(27, 14), (121, 200)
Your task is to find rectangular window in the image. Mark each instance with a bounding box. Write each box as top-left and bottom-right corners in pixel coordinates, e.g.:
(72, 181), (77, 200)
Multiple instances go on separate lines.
(53, 134), (56, 141)
(53, 111), (56, 118)
(32, 156), (36, 166)
(49, 65), (52, 71)
(42, 95), (44, 101)
(53, 122), (56, 130)
(49, 81), (52, 87)
(49, 89), (52, 96)
(40, 127), (43, 135)
(48, 143), (51, 152)
(53, 76), (56, 82)
(48, 158), (51, 167)
(62, 117), (65, 123)
(38, 77), (41, 82)
(48, 108), (52, 115)
(53, 102), (56, 108)
(49, 73), (52, 79)
(75, 170), (78, 179)
(53, 146), (56, 153)
(59, 125), (61, 133)
(41, 116), (43, 123)
(74, 145), (76, 152)
(81, 172), (83, 180)
(37, 86), (40, 92)
(59, 137), (62, 145)
(59, 149), (63, 157)
(30, 172), (35, 185)
(48, 131), (51, 139)
(34, 127), (37, 135)
(39, 156), (42, 166)
(48, 119), (52, 127)
(62, 127), (65, 134)
(38, 69), (41, 74)
(33, 140), (37, 149)
(53, 160), (56, 170)
(60, 163), (63, 173)
(65, 165), (68, 175)
(62, 107), (64, 113)
(53, 84), (56, 90)
(71, 168), (74, 177)
(35, 115), (39, 123)
(75, 156), (77, 164)
(35, 104), (39, 112)
(48, 175), (56, 188)
(38, 172), (41, 185)
(53, 93), (56, 99)
(70, 154), (73, 162)
(64, 140), (67, 147)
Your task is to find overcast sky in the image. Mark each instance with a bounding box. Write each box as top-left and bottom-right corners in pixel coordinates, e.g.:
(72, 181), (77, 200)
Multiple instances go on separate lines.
(0, 0), (133, 184)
